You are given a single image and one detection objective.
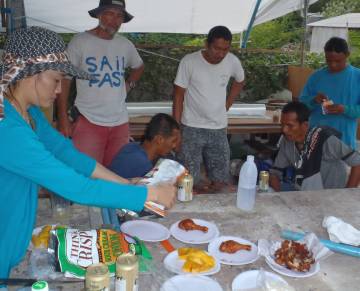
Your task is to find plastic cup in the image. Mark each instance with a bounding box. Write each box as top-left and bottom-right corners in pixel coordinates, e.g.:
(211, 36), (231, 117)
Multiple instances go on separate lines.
(50, 193), (71, 222)
(272, 109), (281, 123)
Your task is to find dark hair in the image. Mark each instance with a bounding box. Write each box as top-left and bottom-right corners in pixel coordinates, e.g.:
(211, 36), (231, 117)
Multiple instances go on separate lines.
(143, 113), (180, 141)
(207, 26), (232, 45)
(324, 37), (349, 54)
(282, 101), (310, 123)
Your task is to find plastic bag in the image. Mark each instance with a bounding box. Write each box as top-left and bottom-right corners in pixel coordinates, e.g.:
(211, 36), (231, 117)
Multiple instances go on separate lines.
(29, 249), (62, 280)
(140, 158), (185, 185)
(257, 269), (295, 291)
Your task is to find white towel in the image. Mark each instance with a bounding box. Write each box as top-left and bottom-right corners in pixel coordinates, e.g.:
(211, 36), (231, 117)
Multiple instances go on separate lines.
(322, 216), (360, 246)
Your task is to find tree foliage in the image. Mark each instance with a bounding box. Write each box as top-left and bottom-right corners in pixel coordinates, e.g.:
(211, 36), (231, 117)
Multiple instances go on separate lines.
(322, 0), (360, 17)
(247, 12), (303, 49)
(309, 0), (329, 13)
(127, 47), (326, 103)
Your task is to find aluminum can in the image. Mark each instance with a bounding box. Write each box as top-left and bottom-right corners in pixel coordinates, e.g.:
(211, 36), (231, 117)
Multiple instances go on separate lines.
(259, 171), (269, 192)
(177, 172), (193, 202)
(85, 263), (110, 291)
(322, 99), (333, 115)
(31, 281), (48, 291)
(115, 253), (139, 291)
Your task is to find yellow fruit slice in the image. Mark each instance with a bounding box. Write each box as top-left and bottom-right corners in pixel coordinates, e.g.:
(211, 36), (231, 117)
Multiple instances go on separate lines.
(177, 248), (215, 273)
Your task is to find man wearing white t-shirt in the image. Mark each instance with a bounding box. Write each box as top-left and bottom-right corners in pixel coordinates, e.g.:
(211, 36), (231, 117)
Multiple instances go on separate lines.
(56, 0), (144, 166)
(173, 26), (245, 192)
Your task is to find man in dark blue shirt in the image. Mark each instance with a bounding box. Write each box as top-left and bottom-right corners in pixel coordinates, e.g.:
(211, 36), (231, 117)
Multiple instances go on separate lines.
(109, 113), (181, 178)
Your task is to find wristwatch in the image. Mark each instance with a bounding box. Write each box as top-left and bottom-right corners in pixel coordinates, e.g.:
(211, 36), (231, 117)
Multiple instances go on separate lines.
(127, 80), (136, 90)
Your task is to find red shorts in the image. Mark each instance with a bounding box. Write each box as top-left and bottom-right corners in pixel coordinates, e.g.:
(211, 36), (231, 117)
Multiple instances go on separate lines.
(72, 115), (129, 167)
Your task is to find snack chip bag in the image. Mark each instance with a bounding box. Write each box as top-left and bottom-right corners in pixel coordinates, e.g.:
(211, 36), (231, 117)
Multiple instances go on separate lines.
(53, 227), (150, 278)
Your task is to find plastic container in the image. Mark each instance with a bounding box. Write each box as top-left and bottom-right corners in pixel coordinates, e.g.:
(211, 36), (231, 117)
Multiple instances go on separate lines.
(50, 193), (71, 222)
(237, 155), (258, 211)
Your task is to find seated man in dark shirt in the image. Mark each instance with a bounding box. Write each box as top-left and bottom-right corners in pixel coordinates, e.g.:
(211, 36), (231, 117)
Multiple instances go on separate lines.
(269, 101), (360, 191)
(110, 113), (181, 179)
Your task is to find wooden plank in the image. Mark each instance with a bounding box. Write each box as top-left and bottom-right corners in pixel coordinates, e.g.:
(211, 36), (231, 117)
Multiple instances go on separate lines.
(288, 65), (313, 99)
(129, 110), (281, 139)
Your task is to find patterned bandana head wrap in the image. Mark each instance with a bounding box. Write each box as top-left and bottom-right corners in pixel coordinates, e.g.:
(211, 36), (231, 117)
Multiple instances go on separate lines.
(0, 26), (90, 121)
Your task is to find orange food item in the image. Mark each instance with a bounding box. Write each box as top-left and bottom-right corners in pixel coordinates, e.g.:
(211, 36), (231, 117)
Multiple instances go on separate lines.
(32, 225), (52, 248)
(178, 219), (208, 232)
(219, 240), (252, 253)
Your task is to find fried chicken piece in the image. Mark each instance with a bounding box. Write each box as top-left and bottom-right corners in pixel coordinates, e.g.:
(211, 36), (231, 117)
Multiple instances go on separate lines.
(274, 240), (315, 272)
(178, 219), (208, 233)
(219, 240), (252, 253)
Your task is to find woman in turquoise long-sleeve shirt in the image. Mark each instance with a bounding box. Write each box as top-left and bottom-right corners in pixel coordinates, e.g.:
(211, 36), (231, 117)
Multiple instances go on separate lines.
(300, 37), (360, 149)
(0, 27), (175, 280)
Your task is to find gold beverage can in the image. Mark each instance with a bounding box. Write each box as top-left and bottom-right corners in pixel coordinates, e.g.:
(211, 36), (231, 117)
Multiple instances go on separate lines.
(259, 171), (269, 192)
(85, 263), (110, 291)
(115, 253), (139, 291)
(177, 172), (193, 202)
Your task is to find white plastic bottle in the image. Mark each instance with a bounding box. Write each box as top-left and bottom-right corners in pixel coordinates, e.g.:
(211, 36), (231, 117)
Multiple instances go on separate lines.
(237, 155), (258, 211)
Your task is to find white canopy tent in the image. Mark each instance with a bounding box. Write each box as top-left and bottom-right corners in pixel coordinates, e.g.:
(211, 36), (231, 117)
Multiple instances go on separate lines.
(24, 0), (318, 34)
(254, 0), (318, 26)
(308, 13), (360, 53)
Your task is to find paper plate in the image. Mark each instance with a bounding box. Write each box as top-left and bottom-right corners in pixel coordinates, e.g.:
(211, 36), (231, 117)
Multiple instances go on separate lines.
(164, 250), (221, 276)
(208, 236), (259, 265)
(161, 275), (223, 291)
(232, 270), (288, 290)
(265, 257), (320, 278)
(170, 219), (220, 244)
(120, 220), (170, 242)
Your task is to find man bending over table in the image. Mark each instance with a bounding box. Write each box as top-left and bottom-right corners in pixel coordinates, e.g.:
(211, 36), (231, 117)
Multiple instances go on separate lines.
(269, 101), (360, 191)
(109, 113), (181, 178)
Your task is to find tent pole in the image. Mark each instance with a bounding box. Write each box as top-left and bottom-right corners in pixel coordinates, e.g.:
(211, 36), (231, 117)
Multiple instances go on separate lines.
(300, 0), (309, 67)
(241, 0), (262, 49)
(239, 31), (243, 49)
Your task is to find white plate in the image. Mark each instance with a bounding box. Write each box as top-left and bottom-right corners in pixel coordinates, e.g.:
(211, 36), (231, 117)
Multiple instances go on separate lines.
(120, 220), (170, 242)
(161, 275), (223, 291)
(232, 270), (288, 290)
(208, 236), (259, 265)
(164, 250), (221, 276)
(265, 257), (320, 278)
(170, 219), (220, 244)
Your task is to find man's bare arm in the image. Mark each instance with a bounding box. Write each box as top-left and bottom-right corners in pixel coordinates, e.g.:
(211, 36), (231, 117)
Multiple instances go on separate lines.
(172, 85), (186, 124)
(56, 78), (72, 137)
(226, 80), (244, 111)
(126, 64), (145, 92)
(269, 174), (281, 192)
(346, 165), (360, 188)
